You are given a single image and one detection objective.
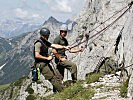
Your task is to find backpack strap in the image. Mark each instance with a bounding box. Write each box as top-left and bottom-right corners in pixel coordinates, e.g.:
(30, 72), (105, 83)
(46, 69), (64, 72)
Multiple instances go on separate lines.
(34, 39), (48, 48)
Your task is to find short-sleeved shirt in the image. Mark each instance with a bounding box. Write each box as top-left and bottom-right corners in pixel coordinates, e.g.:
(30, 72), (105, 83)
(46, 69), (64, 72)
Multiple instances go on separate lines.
(53, 35), (68, 56)
(34, 38), (51, 63)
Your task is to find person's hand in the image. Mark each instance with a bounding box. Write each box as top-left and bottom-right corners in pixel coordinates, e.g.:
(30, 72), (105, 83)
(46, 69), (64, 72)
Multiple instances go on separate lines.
(60, 57), (67, 61)
(79, 47), (85, 52)
(64, 46), (71, 50)
(47, 56), (53, 61)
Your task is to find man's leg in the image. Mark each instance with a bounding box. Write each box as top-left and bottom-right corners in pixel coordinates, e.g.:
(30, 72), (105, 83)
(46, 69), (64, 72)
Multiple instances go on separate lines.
(49, 76), (64, 92)
(57, 64), (65, 78)
(59, 60), (77, 80)
(36, 62), (64, 92)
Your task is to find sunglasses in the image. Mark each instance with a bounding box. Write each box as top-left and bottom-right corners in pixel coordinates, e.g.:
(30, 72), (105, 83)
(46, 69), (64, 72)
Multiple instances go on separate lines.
(60, 30), (67, 33)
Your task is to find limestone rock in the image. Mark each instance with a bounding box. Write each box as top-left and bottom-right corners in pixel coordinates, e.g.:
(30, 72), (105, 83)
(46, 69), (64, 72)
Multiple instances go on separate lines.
(0, 74), (53, 100)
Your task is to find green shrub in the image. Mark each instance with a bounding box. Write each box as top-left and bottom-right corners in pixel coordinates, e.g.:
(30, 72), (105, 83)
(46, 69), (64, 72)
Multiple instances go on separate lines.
(11, 77), (27, 86)
(43, 73), (106, 100)
(72, 88), (95, 100)
(44, 82), (84, 100)
(0, 84), (10, 91)
(120, 79), (129, 98)
(57, 82), (83, 99)
(25, 84), (34, 94)
(44, 81), (95, 100)
(86, 73), (104, 84)
(26, 95), (36, 100)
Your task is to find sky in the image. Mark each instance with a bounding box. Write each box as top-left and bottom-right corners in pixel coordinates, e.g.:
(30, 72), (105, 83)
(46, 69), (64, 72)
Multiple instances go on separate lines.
(0, 0), (86, 23)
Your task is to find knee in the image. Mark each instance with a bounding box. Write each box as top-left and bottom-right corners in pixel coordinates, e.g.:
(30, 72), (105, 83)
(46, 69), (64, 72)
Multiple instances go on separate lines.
(72, 63), (77, 69)
(49, 77), (64, 92)
(71, 63), (77, 73)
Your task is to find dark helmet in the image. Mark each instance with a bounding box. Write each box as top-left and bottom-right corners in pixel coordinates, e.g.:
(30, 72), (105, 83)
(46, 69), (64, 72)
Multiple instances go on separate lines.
(40, 28), (50, 36)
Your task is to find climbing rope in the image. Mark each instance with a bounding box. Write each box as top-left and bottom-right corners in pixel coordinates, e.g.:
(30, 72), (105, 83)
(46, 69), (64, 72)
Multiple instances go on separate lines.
(70, 5), (128, 47)
(94, 16), (128, 71)
(70, 1), (133, 49)
(88, 5), (129, 34)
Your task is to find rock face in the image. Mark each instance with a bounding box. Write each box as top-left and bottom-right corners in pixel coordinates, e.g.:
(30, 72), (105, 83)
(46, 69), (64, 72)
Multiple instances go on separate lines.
(91, 73), (129, 100)
(117, 4), (133, 99)
(64, 0), (133, 98)
(67, 0), (133, 98)
(0, 74), (53, 100)
(66, 0), (132, 80)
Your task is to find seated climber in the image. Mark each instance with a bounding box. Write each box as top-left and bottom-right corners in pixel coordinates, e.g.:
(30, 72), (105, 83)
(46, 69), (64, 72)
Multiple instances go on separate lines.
(52, 24), (84, 82)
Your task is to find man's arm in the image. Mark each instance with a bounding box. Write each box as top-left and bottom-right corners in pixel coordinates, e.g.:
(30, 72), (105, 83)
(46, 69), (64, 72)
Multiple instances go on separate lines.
(51, 44), (70, 49)
(68, 47), (85, 53)
(35, 52), (52, 60)
(51, 36), (70, 49)
(35, 42), (52, 60)
(52, 49), (67, 61)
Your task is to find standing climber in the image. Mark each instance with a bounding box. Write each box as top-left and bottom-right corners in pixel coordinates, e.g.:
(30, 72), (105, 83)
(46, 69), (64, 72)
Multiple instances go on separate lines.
(34, 27), (69, 92)
(52, 24), (84, 82)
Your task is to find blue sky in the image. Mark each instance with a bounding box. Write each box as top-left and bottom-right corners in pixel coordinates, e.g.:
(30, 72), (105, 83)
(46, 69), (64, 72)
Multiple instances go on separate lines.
(0, 0), (86, 23)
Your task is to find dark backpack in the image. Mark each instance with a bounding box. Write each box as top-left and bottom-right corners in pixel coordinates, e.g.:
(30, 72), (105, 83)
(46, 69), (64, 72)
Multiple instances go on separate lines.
(94, 57), (117, 74)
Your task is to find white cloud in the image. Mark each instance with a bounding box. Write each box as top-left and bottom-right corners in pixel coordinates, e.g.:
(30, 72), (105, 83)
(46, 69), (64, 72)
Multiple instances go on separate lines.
(32, 14), (42, 19)
(15, 8), (28, 18)
(22, 0), (27, 2)
(41, 0), (72, 13)
(14, 8), (42, 20)
(52, 0), (72, 13)
(41, 0), (50, 4)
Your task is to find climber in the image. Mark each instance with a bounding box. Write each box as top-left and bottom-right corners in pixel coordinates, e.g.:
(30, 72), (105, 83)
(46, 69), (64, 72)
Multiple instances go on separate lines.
(34, 27), (69, 92)
(52, 24), (85, 83)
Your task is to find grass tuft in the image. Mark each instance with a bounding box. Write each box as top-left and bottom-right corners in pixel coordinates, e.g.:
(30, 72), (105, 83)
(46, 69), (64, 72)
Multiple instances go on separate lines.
(26, 95), (36, 100)
(86, 73), (104, 84)
(0, 84), (10, 91)
(120, 79), (129, 98)
(43, 80), (95, 100)
(25, 84), (34, 94)
(10, 77), (27, 87)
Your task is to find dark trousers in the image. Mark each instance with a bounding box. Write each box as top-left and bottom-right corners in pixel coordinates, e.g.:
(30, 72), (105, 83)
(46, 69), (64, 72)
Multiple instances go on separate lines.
(57, 60), (77, 80)
(36, 62), (64, 92)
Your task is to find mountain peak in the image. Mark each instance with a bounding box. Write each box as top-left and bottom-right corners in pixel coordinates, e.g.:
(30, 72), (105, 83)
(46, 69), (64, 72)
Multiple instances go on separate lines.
(65, 19), (73, 24)
(48, 16), (58, 22)
(47, 16), (60, 23)
(43, 16), (62, 25)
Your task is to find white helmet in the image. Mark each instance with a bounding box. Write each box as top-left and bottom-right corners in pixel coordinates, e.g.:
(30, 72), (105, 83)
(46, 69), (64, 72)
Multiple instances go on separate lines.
(60, 24), (68, 31)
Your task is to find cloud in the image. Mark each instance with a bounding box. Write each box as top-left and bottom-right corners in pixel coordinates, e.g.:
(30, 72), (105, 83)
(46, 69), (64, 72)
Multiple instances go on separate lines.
(32, 14), (42, 19)
(15, 8), (28, 18)
(52, 0), (72, 13)
(22, 0), (27, 2)
(41, 0), (72, 13)
(41, 0), (50, 4)
(14, 8), (42, 20)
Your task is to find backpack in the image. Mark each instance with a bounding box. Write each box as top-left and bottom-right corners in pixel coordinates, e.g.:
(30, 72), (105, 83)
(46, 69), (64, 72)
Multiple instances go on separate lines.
(94, 57), (117, 74)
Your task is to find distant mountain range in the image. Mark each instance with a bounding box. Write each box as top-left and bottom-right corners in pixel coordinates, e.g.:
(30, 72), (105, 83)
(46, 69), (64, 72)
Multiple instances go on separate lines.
(0, 16), (75, 84)
(0, 19), (41, 38)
